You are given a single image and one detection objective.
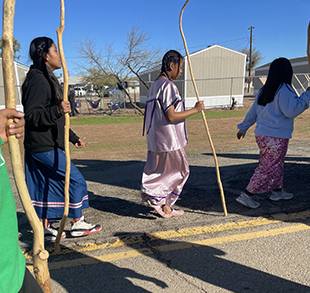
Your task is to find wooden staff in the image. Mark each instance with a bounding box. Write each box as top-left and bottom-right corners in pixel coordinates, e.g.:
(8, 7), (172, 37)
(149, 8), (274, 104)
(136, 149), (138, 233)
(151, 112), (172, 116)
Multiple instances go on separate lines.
(54, 0), (70, 253)
(2, 1), (53, 292)
(179, 0), (227, 216)
(307, 21), (310, 74)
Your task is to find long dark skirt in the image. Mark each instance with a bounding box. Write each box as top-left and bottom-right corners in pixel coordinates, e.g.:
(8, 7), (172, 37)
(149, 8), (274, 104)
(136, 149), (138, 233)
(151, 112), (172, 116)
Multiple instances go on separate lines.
(25, 149), (89, 219)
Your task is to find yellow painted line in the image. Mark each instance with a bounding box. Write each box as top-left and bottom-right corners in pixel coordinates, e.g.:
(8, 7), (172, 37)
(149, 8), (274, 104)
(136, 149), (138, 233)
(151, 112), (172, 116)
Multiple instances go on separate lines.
(27, 248), (153, 272)
(26, 222), (310, 272)
(156, 223), (310, 251)
(23, 210), (310, 259)
(50, 248), (153, 270)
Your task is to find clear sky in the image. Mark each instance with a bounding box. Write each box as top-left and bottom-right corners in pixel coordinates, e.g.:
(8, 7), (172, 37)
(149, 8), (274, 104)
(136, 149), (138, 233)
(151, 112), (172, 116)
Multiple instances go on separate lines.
(2, 0), (310, 76)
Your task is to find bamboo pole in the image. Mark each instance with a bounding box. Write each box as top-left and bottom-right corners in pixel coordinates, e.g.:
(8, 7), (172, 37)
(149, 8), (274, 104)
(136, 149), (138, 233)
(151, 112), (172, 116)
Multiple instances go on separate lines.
(2, 1), (52, 292)
(54, 0), (70, 253)
(179, 0), (227, 216)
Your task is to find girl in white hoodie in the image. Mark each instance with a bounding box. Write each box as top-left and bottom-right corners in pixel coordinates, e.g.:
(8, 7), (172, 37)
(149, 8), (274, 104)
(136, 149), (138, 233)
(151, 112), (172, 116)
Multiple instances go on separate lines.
(236, 57), (310, 209)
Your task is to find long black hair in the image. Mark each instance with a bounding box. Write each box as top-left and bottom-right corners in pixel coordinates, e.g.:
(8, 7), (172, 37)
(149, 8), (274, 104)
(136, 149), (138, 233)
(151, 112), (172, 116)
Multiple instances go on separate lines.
(160, 50), (183, 80)
(22, 37), (62, 105)
(257, 57), (293, 106)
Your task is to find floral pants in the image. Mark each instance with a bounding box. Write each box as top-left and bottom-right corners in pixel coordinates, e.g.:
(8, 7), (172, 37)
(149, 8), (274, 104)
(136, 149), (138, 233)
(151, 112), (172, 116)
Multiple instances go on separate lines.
(246, 135), (289, 194)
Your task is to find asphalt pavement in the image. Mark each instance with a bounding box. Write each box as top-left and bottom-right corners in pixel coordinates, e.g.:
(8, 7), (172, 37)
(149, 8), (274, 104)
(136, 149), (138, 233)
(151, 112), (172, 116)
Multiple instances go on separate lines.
(11, 141), (310, 292)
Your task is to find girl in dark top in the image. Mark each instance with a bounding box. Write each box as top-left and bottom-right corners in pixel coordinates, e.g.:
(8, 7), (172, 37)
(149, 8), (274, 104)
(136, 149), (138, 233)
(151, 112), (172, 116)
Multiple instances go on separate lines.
(22, 37), (101, 241)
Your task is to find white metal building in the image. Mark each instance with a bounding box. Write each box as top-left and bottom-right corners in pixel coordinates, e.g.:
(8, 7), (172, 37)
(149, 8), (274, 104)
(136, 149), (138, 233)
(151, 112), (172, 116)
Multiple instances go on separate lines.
(139, 45), (247, 109)
(254, 57), (310, 96)
(0, 58), (29, 111)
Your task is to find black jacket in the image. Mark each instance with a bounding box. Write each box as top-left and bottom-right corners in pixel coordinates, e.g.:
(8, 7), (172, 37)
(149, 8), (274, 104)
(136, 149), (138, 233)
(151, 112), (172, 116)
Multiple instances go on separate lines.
(22, 71), (79, 152)
(68, 89), (75, 102)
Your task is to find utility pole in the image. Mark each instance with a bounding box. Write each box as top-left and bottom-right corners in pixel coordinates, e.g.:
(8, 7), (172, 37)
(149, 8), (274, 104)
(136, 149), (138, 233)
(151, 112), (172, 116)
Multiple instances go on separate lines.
(248, 26), (255, 93)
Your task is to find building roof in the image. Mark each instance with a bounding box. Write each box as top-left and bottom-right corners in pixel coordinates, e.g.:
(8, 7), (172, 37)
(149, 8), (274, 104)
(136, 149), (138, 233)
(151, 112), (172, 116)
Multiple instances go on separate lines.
(57, 75), (84, 85)
(0, 58), (29, 70)
(188, 44), (247, 58)
(255, 56), (308, 71)
(140, 45), (246, 75)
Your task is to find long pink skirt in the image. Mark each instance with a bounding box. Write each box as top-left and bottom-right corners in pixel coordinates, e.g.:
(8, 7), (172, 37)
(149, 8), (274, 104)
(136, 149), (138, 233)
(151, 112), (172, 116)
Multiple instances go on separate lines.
(141, 148), (189, 207)
(246, 135), (289, 194)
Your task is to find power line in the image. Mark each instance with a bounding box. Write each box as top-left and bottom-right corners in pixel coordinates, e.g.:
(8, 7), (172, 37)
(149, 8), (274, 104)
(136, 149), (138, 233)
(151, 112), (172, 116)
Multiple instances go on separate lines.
(187, 36), (249, 50)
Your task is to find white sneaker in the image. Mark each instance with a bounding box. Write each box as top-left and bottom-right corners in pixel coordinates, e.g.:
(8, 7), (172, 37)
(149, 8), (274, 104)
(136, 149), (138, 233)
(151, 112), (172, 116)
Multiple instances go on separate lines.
(236, 192), (260, 209)
(70, 216), (102, 237)
(44, 223), (66, 242)
(270, 189), (294, 201)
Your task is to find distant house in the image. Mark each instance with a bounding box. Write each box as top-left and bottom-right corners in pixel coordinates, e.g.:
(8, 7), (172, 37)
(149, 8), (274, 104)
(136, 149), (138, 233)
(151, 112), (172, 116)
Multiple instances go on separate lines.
(58, 75), (88, 96)
(0, 58), (29, 111)
(57, 75), (84, 87)
(126, 79), (140, 95)
(139, 45), (247, 109)
(254, 57), (309, 96)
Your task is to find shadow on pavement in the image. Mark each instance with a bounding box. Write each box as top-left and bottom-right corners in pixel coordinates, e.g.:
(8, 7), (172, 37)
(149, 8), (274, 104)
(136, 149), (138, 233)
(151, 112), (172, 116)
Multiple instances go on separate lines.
(45, 244), (168, 293)
(206, 152), (310, 162)
(16, 154), (310, 249)
(37, 233), (310, 292)
(88, 191), (156, 220)
(71, 157), (310, 218)
(120, 232), (310, 293)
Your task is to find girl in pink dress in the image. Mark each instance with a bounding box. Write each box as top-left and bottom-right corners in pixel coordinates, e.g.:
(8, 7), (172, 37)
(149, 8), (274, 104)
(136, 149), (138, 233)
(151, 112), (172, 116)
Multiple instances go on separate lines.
(141, 50), (204, 218)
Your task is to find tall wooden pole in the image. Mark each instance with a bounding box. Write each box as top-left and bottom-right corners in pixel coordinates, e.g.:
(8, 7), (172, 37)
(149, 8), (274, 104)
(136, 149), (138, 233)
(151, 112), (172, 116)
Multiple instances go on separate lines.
(179, 0), (227, 216)
(307, 21), (310, 74)
(54, 0), (70, 253)
(2, 1), (52, 292)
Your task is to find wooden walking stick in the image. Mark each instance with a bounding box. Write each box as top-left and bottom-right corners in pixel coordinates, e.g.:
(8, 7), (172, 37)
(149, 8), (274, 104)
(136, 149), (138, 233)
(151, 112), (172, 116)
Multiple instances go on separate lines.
(307, 21), (310, 74)
(54, 0), (70, 253)
(2, 1), (53, 292)
(179, 0), (227, 216)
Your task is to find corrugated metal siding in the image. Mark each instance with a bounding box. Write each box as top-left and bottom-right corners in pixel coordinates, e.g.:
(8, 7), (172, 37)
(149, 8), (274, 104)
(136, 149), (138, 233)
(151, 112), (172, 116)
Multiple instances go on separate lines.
(0, 59), (4, 107)
(15, 65), (27, 105)
(139, 45), (246, 107)
(254, 57), (309, 93)
(186, 46), (245, 97)
(139, 68), (185, 103)
(0, 59), (29, 109)
(139, 69), (160, 98)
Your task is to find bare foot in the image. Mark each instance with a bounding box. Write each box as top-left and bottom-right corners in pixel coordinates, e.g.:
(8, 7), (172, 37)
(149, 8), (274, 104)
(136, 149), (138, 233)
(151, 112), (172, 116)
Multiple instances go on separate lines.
(162, 204), (172, 214)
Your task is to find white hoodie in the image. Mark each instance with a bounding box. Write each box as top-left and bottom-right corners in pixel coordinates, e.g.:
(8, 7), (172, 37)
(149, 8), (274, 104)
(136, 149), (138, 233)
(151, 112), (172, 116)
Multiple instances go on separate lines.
(238, 83), (310, 139)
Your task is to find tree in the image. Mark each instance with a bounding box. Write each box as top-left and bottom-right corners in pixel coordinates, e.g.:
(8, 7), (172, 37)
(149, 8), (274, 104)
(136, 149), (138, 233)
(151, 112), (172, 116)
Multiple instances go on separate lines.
(239, 47), (263, 74)
(81, 67), (118, 96)
(0, 37), (21, 60)
(240, 47), (263, 93)
(77, 25), (162, 114)
(119, 25), (161, 90)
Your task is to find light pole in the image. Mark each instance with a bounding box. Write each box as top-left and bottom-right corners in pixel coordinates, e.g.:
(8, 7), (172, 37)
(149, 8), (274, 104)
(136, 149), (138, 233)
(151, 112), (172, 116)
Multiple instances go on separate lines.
(248, 26), (255, 93)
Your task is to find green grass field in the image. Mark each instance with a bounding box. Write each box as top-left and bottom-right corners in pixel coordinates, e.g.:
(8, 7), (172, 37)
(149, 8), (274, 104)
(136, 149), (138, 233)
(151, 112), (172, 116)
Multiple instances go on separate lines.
(70, 109), (248, 125)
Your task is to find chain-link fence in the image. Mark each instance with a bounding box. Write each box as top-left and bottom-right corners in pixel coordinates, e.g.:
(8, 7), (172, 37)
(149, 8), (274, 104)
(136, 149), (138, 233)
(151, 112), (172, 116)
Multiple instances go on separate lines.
(139, 76), (246, 109)
(1, 73), (309, 113)
(252, 73), (310, 96)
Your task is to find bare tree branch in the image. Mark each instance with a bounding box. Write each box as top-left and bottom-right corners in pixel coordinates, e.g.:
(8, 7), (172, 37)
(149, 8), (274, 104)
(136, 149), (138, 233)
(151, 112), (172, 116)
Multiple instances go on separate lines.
(121, 25), (161, 85)
(76, 26), (162, 115)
